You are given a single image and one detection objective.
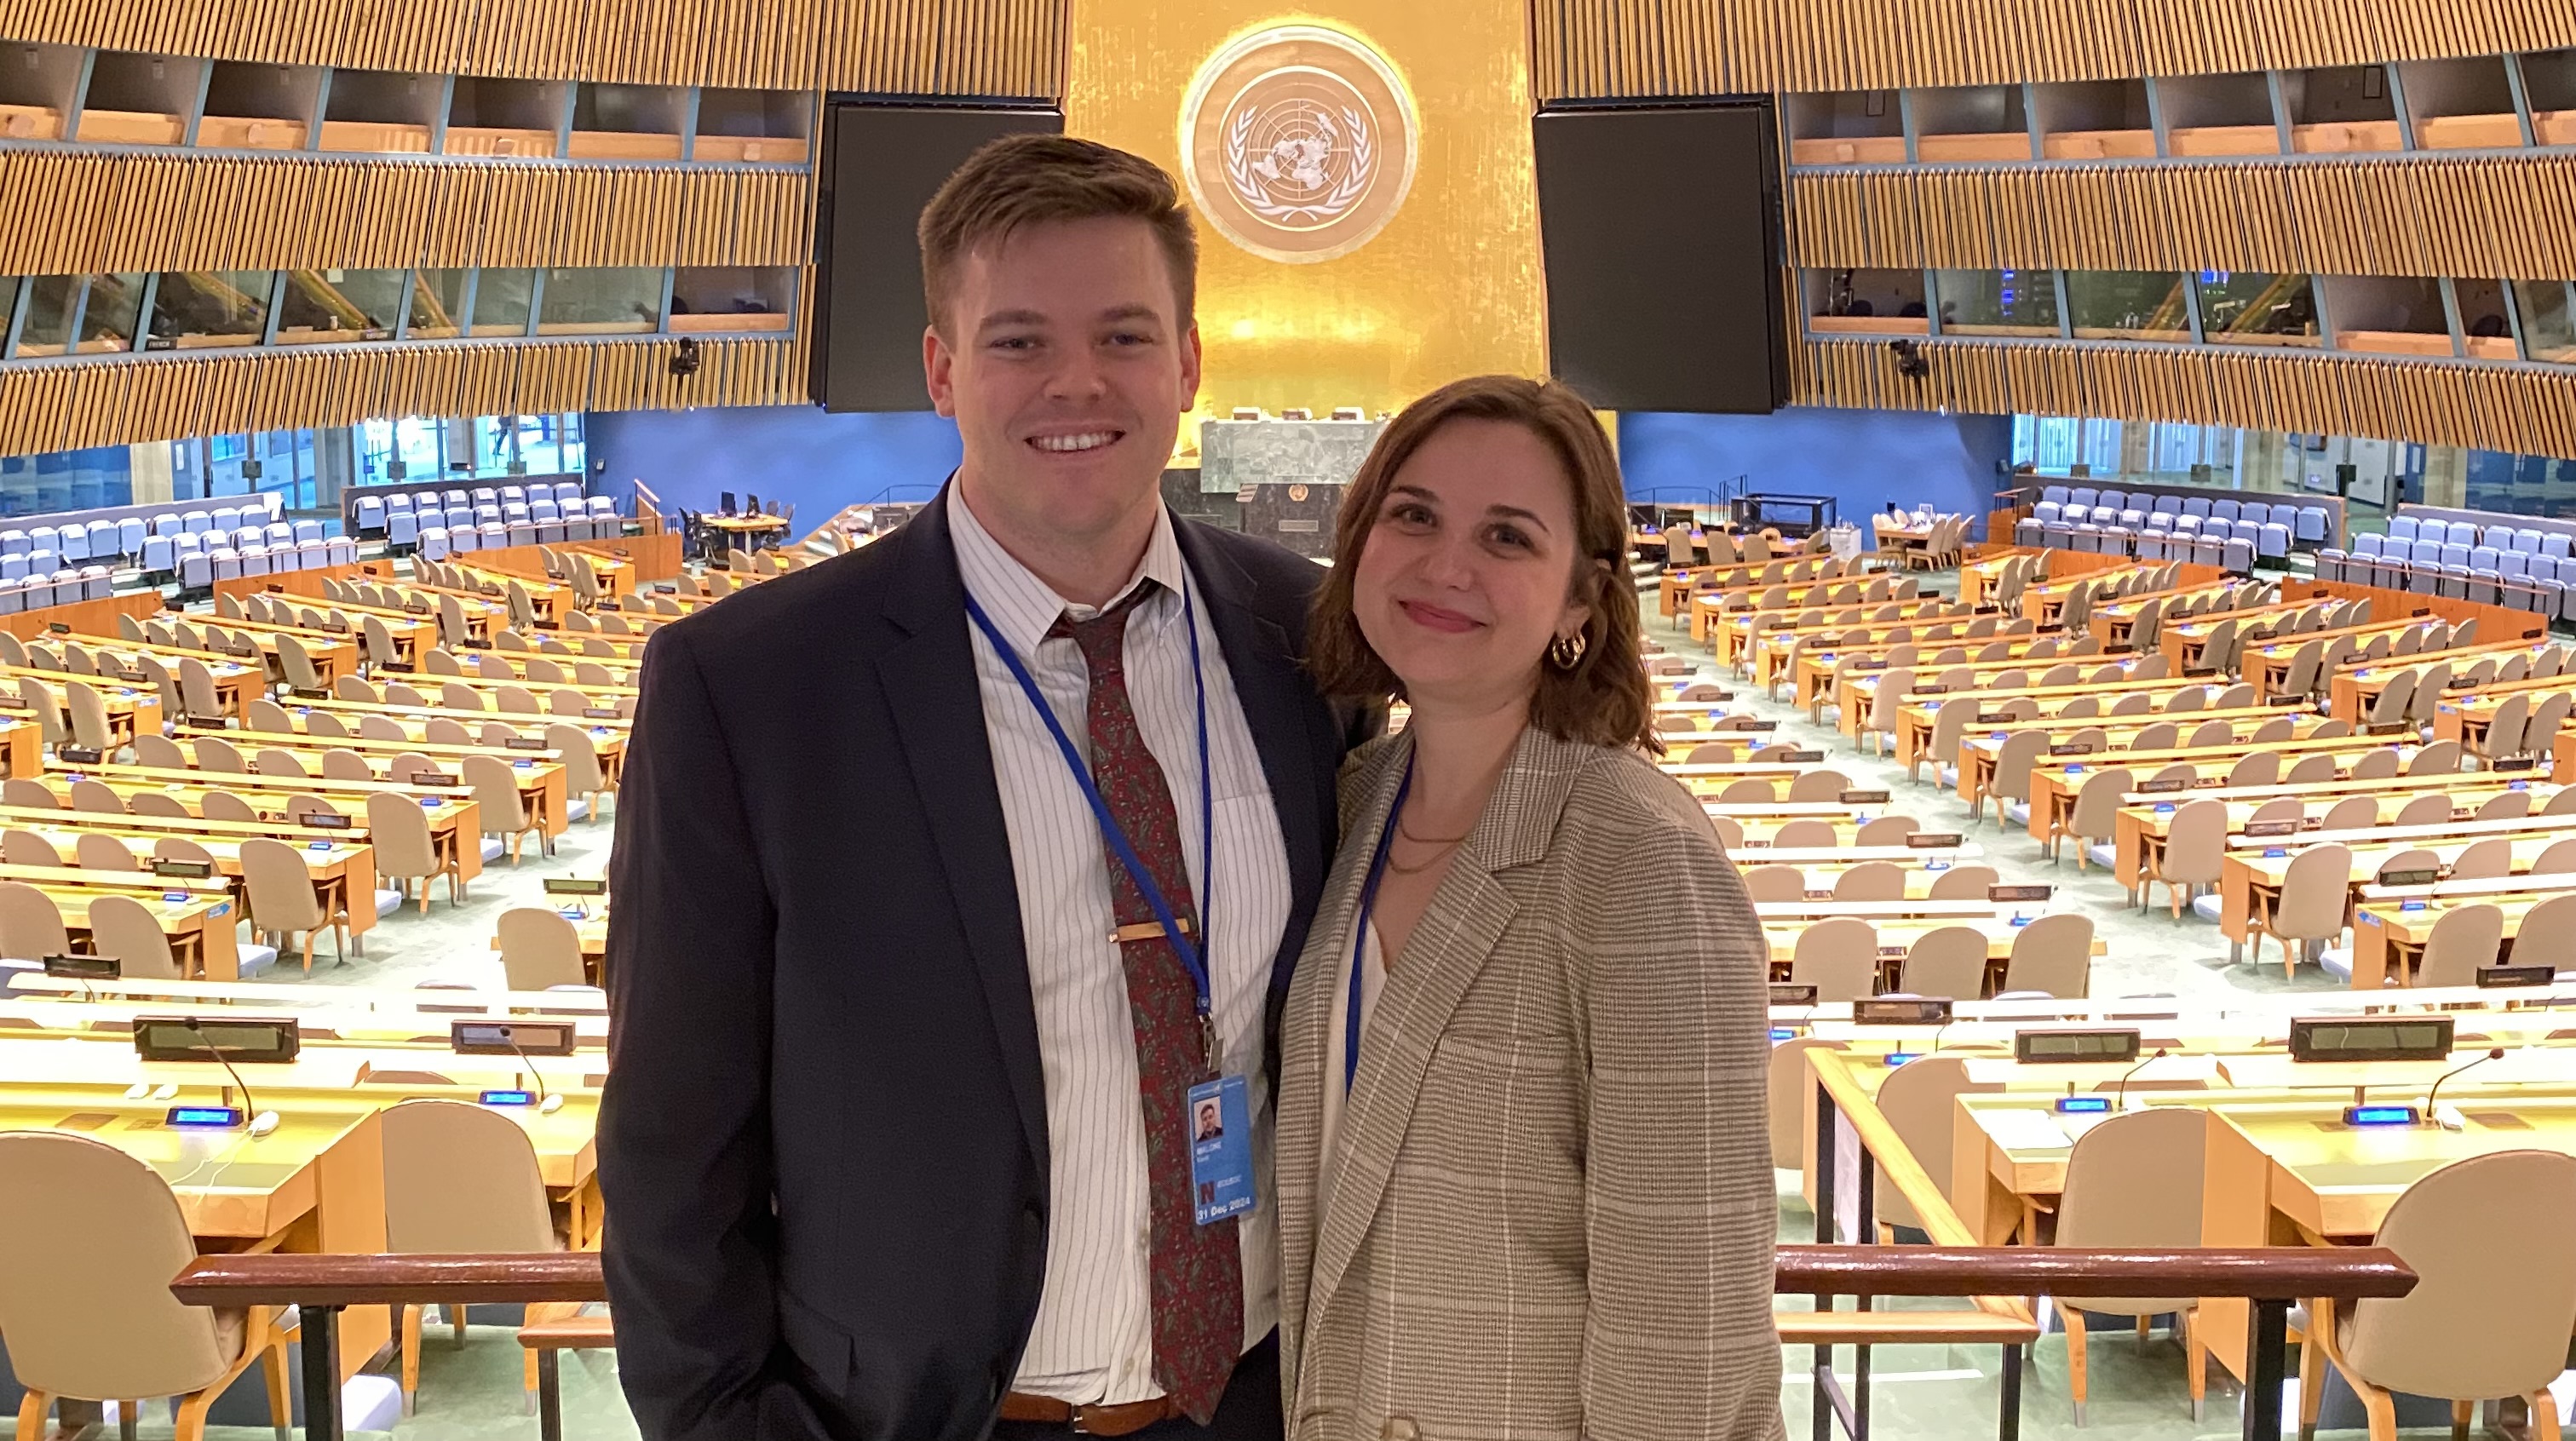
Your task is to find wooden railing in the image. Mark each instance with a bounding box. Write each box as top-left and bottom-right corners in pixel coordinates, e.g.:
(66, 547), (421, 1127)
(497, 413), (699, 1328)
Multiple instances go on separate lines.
(170, 1242), (2412, 1441)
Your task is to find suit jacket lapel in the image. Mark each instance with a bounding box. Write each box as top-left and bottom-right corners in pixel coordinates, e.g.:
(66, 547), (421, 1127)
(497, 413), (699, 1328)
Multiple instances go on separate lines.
(1302, 728), (1590, 1329)
(1174, 521), (1328, 983)
(876, 492), (1049, 1172)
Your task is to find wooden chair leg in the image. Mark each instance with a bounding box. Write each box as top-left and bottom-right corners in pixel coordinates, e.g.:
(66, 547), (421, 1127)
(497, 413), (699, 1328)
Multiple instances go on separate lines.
(403, 1302), (423, 1414)
(452, 1302), (468, 1346)
(14, 1389), (48, 1441)
(262, 1328), (291, 1434)
(2528, 1390), (2562, 1441)
(2353, 1377), (2398, 1441)
(2184, 1308), (2206, 1423)
(2064, 1306), (2090, 1425)
(120, 1401), (139, 1441)
(174, 1389), (216, 1441)
(2299, 1309), (2329, 1441)
(2452, 1400), (2475, 1441)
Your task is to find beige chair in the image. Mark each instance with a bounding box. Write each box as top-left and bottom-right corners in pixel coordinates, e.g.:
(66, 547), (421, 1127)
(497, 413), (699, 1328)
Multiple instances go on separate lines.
(1872, 1055), (1998, 1234)
(2052, 1107), (2210, 1423)
(497, 685), (542, 715)
(202, 791), (261, 824)
(2410, 902), (2506, 988)
(2475, 788), (2533, 822)
(175, 657), (223, 722)
(287, 795), (344, 826)
(74, 832), (138, 872)
(368, 789), (458, 910)
(0, 1132), (294, 1440)
(2447, 837), (2513, 882)
(2348, 749), (2401, 782)
(2285, 752), (2339, 784)
(130, 732), (187, 771)
(2, 828), (62, 868)
(2392, 792), (2452, 829)
(273, 633), (325, 692)
(63, 777), (124, 815)
(2304, 1151), (2576, 1441)
(62, 681), (111, 755)
(1717, 777), (1774, 804)
(86, 892), (181, 979)
(1741, 865), (1806, 903)
(239, 835), (342, 972)
(2146, 799), (2227, 918)
(0, 776), (55, 811)
(1983, 730), (2051, 829)
(388, 751), (440, 784)
(2252, 843), (2354, 979)
(2050, 766), (2133, 871)
(1772, 818), (1837, 848)
(1927, 864), (1998, 900)
(336, 675), (380, 703)
(441, 680), (484, 711)
(1851, 814), (1917, 847)
(1767, 1037), (1848, 1170)
(1831, 861), (1907, 902)
(242, 698), (296, 733)
(495, 628), (532, 653)
(465, 754), (547, 864)
(1786, 769), (1854, 803)
(2407, 739), (2463, 776)
(1895, 925), (1989, 1001)
(475, 652), (516, 681)
(254, 747), (308, 778)
(425, 649), (466, 678)
(192, 734), (245, 773)
(425, 716), (473, 746)
(359, 714), (409, 743)
(312, 748), (372, 784)
(382, 1099), (565, 1415)
(2001, 911), (2093, 998)
(0, 881), (68, 972)
(545, 722), (614, 823)
(128, 790), (190, 819)
(304, 710), (349, 739)
(1791, 916), (1877, 1003)
(497, 907), (588, 990)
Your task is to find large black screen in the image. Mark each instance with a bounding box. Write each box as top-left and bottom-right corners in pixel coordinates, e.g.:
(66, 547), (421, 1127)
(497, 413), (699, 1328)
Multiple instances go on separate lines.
(810, 101), (1063, 412)
(1532, 100), (1786, 414)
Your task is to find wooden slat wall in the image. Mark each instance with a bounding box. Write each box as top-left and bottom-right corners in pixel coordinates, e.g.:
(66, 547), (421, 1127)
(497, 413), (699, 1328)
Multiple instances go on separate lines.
(0, 152), (812, 274)
(1792, 335), (2576, 458)
(1532, 0), (2576, 95)
(0, 0), (1062, 93)
(0, 334), (807, 456)
(1788, 155), (2576, 279)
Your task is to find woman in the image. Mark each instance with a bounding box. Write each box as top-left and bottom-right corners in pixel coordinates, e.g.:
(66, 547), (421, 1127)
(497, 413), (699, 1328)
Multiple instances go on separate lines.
(1278, 375), (1782, 1441)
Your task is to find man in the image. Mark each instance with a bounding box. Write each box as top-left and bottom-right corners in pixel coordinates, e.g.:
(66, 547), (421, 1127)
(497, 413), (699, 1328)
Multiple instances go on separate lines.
(601, 135), (1371, 1441)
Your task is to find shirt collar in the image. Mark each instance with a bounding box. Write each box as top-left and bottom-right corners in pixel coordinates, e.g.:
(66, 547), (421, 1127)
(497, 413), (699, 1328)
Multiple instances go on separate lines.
(948, 481), (1187, 657)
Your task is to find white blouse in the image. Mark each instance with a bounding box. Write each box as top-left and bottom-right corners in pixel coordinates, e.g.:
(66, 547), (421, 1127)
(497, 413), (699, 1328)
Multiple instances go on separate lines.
(1316, 917), (1389, 1208)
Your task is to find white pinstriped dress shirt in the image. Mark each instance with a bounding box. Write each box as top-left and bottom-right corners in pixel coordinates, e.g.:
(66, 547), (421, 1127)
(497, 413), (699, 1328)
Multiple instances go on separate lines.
(949, 487), (1291, 1405)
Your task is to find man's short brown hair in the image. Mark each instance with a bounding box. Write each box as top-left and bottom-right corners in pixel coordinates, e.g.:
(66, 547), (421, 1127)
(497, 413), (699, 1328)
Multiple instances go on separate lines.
(1307, 375), (1659, 755)
(917, 134), (1199, 338)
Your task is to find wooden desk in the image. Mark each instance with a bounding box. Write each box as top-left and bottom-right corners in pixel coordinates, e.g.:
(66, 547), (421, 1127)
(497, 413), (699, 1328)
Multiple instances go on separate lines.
(1960, 549), (2046, 608)
(2352, 875), (2576, 988)
(0, 668), (163, 746)
(1710, 596), (1961, 674)
(72, 640), (267, 718)
(33, 765), (483, 898)
(1894, 680), (2238, 776)
(2084, 581), (2256, 647)
(2235, 618), (2445, 698)
(217, 729), (571, 838)
(2027, 734), (2435, 849)
(1837, 655), (2153, 738)
(2019, 564), (2154, 628)
(1952, 706), (2333, 812)
(2219, 813), (2576, 967)
(0, 861), (238, 975)
(2113, 774), (2566, 892)
(2157, 600), (2326, 671)
(1687, 574), (1925, 644)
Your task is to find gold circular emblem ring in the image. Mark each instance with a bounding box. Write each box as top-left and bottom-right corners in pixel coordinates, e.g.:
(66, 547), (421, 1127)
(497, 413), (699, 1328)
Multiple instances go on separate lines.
(1178, 26), (1419, 265)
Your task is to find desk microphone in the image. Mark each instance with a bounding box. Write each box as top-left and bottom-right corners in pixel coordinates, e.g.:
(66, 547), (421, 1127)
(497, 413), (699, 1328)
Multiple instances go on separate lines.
(509, 1038), (565, 1114)
(2424, 1048), (2507, 1130)
(181, 1021), (279, 1136)
(2113, 1048), (2169, 1111)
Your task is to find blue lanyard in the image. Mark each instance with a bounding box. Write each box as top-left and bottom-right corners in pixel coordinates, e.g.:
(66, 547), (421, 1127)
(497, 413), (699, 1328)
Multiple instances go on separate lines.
(963, 576), (1219, 1061)
(1345, 757), (1412, 1094)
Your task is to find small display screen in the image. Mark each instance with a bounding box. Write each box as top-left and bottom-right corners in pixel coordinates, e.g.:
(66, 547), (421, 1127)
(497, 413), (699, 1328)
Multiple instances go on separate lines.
(2476, 964), (2555, 989)
(2343, 1104), (2419, 1127)
(151, 859), (214, 878)
(1839, 789), (1891, 805)
(543, 877), (608, 896)
(480, 1089), (536, 1106)
(2014, 1030), (2142, 1065)
(450, 1020), (578, 1057)
(1906, 832), (1965, 848)
(134, 1017), (299, 1063)
(2054, 1095), (2112, 1114)
(168, 1105), (244, 1127)
(1854, 997), (1952, 1025)
(1989, 884), (2052, 903)
(43, 953), (119, 979)
(2289, 1017), (2454, 1063)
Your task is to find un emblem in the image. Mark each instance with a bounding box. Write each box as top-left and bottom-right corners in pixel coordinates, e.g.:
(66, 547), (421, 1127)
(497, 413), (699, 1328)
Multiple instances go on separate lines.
(1180, 26), (1418, 265)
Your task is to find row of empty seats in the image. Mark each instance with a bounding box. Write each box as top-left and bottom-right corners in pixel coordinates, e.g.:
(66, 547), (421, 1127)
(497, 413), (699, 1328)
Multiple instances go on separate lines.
(2385, 514), (2573, 554)
(175, 535), (364, 589)
(2034, 486), (2334, 538)
(2014, 516), (2263, 571)
(0, 567), (115, 611)
(0, 497), (290, 570)
(400, 509), (621, 559)
(2317, 543), (2576, 620)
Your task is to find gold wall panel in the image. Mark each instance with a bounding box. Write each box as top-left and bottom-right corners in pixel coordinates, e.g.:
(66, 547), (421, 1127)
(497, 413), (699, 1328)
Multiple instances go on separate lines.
(1788, 155), (2576, 280)
(1533, 0), (2576, 96)
(1792, 336), (2576, 459)
(1067, 3), (1545, 433)
(0, 336), (805, 456)
(0, 0), (1061, 91)
(0, 152), (812, 274)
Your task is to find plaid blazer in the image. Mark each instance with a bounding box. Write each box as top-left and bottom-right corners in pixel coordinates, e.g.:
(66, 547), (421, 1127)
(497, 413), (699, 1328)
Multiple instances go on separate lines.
(1277, 726), (1785, 1441)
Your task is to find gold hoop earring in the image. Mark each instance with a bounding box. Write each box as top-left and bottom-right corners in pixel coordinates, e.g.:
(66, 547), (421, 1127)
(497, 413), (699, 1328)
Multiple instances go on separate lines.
(1549, 631), (1586, 671)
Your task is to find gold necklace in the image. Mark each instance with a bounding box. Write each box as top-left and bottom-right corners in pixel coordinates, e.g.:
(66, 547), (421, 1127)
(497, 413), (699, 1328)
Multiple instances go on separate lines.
(1385, 844), (1456, 876)
(1397, 815), (1471, 846)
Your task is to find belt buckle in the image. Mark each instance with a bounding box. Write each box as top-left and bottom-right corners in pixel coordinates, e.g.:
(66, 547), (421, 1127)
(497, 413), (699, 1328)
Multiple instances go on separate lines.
(1068, 1408), (1095, 1437)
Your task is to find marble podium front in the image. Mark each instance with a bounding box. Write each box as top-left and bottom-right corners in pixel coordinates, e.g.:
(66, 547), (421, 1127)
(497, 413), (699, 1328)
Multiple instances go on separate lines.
(1199, 416), (1386, 494)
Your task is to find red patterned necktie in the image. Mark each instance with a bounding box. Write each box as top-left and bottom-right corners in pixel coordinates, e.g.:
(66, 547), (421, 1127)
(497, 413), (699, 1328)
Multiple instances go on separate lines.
(1050, 583), (1242, 1422)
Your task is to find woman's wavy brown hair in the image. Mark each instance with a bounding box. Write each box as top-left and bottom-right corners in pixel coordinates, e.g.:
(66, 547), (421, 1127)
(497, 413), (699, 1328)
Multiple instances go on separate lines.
(1307, 375), (1659, 755)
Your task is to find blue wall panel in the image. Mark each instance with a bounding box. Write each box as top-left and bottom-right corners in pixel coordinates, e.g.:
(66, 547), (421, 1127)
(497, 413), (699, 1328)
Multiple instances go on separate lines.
(1617, 407), (2015, 540)
(585, 405), (961, 522)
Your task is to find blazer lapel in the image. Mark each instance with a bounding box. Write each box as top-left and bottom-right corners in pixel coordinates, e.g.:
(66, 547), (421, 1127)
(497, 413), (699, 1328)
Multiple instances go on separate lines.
(1174, 522), (1329, 987)
(1302, 728), (1590, 1326)
(875, 492), (1048, 1172)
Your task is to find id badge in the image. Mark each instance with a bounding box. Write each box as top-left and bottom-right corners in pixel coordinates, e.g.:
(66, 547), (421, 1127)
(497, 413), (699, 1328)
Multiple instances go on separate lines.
(1187, 1075), (1254, 1226)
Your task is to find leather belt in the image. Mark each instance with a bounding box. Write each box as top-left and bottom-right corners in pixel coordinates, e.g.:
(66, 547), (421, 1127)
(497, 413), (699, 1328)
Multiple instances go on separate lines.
(998, 1392), (1187, 1436)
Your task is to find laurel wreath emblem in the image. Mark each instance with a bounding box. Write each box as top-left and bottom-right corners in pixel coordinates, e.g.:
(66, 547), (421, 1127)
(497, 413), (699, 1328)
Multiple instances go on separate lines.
(1223, 101), (1375, 226)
